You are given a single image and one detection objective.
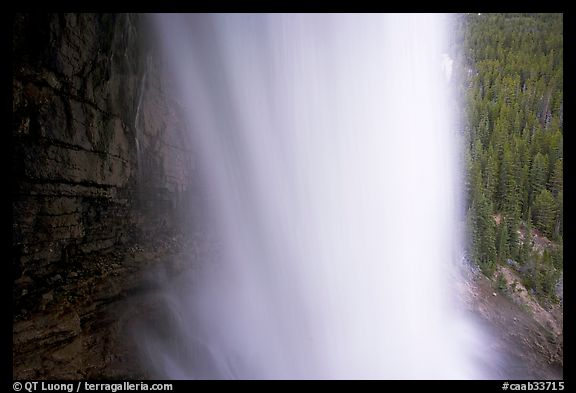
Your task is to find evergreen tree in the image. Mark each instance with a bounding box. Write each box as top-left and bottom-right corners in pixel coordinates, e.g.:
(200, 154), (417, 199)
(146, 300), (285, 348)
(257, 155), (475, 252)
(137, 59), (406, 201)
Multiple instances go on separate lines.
(484, 144), (499, 202)
(497, 220), (509, 263)
(470, 191), (497, 276)
(520, 212), (533, 264)
(554, 190), (563, 240)
(459, 13), (562, 288)
(532, 189), (557, 237)
(549, 158), (563, 197)
(529, 152), (548, 205)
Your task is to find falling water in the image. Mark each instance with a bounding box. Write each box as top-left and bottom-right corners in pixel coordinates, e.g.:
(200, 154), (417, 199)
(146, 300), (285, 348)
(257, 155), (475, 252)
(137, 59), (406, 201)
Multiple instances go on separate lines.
(140, 13), (487, 379)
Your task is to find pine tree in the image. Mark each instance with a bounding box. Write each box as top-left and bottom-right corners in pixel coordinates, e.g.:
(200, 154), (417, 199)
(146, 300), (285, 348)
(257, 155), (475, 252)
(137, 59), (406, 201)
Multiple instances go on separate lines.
(471, 192), (498, 276)
(497, 220), (509, 263)
(500, 143), (519, 215)
(547, 129), (563, 176)
(529, 152), (548, 206)
(549, 158), (563, 197)
(519, 162), (530, 219)
(462, 12), (562, 282)
(554, 190), (563, 240)
(484, 144), (499, 203)
(532, 189), (557, 237)
(520, 212), (533, 264)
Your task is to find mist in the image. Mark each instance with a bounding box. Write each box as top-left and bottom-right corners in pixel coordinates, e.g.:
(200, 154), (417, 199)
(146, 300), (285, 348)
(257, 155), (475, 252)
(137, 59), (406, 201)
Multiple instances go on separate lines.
(137, 13), (487, 379)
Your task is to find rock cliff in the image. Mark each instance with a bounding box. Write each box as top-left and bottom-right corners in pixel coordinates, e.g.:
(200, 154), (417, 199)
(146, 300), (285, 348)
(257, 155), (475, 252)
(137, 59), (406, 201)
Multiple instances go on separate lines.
(12, 13), (194, 378)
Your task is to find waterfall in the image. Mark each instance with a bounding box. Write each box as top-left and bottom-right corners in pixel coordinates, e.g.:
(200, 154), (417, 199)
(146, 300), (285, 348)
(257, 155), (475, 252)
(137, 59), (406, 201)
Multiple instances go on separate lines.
(139, 13), (487, 379)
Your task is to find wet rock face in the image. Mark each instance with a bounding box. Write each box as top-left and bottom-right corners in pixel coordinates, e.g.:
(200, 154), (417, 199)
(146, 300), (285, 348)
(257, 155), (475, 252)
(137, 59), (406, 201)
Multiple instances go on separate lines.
(13, 13), (194, 378)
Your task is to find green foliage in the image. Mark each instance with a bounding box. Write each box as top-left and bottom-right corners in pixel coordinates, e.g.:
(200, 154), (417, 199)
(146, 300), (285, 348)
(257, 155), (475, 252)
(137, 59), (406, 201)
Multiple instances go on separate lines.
(468, 192), (497, 277)
(496, 273), (507, 292)
(460, 13), (562, 279)
(532, 189), (557, 238)
(530, 152), (549, 204)
(519, 214), (533, 264)
(496, 221), (509, 263)
(549, 159), (563, 197)
(523, 250), (560, 304)
(554, 191), (563, 239)
(550, 239), (563, 270)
